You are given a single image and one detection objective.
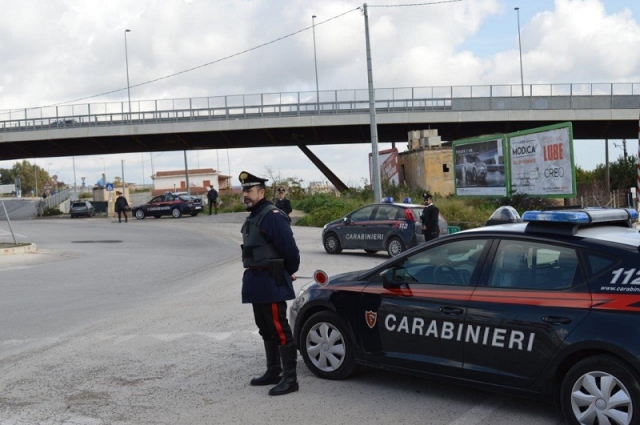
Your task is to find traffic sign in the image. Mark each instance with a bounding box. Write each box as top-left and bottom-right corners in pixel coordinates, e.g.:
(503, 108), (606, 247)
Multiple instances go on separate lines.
(106, 183), (114, 192)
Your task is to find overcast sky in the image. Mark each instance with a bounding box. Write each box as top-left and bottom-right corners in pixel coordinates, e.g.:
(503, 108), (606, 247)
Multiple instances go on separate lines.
(1, 0), (639, 188)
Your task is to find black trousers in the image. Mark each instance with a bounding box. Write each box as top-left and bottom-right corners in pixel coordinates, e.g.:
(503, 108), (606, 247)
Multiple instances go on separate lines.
(209, 201), (218, 215)
(117, 210), (128, 222)
(252, 301), (293, 346)
(424, 231), (439, 242)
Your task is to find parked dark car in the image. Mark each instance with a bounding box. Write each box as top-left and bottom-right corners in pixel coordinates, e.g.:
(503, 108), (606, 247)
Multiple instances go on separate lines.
(322, 201), (448, 257)
(131, 193), (202, 219)
(70, 201), (95, 218)
(292, 207), (640, 425)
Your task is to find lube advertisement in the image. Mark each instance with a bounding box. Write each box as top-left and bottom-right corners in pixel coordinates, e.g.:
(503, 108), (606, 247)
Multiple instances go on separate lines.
(452, 122), (575, 197)
(509, 123), (575, 197)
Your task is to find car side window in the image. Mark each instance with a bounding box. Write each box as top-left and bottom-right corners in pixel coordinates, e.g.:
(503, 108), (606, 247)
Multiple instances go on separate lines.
(375, 205), (398, 220)
(389, 239), (488, 286)
(350, 206), (375, 222)
(488, 241), (581, 290)
(150, 196), (163, 203)
(584, 252), (618, 277)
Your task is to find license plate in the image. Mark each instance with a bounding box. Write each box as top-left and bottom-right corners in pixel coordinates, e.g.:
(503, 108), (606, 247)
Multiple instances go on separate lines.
(195, 206), (202, 210)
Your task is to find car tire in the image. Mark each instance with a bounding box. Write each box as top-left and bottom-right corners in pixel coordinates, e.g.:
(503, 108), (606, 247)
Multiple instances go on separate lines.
(135, 209), (145, 220)
(560, 354), (640, 425)
(299, 311), (357, 380)
(172, 208), (182, 218)
(386, 237), (405, 257)
(323, 233), (342, 254)
(364, 250), (378, 254)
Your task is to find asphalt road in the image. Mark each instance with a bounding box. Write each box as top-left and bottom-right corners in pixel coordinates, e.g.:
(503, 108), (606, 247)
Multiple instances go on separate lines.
(0, 213), (564, 424)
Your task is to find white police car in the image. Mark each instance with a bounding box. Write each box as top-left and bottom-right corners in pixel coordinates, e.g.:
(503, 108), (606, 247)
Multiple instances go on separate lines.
(322, 199), (448, 257)
(292, 207), (640, 425)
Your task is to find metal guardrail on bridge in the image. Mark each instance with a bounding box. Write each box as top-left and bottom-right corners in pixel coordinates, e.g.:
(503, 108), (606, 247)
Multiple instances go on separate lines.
(2, 82), (640, 133)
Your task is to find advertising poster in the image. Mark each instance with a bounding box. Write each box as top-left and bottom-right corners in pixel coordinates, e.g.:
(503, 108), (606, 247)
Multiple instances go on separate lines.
(452, 136), (507, 196)
(509, 123), (575, 197)
(369, 148), (399, 186)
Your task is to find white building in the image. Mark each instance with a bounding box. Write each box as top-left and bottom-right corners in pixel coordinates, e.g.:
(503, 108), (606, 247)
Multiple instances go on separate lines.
(151, 168), (231, 196)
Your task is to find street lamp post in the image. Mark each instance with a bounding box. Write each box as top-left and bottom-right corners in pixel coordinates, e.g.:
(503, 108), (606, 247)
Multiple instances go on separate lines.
(312, 15), (320, 111)
(124, 29), (132, 124)
(100, 157), (106, 187)
(515, 7), (524, 96)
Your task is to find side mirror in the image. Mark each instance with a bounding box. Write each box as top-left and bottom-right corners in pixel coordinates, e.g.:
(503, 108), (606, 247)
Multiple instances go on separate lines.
(381, 268), (401, 289)
(343, 216), (352, 225)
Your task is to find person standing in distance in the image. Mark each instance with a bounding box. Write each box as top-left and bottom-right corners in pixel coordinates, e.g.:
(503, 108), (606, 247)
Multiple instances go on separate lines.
(207, 185), (219, 215)
(115, 191), (129, 223)
(420, 193), (440, 242)
(239, 171), (300, 396)
(275, 187), (292, 217)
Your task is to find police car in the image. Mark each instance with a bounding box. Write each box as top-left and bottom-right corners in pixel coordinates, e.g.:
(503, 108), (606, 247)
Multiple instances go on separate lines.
(131, 193), (202, 219)
(322, 200), (448, 257)
(292, 208), (640, 425)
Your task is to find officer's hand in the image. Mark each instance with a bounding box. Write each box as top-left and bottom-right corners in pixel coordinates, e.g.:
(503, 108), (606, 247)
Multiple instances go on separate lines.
(422, 225), (426, 230)
(291, 274), (297, 281)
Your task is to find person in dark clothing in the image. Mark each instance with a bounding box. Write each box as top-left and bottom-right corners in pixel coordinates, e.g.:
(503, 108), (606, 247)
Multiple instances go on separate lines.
(207, 185), (219, 215)
(274, 187), (292, 217)
(420, 192), (440, 242)
(239, 171), (300, 396)
(115, 191), (129, 223)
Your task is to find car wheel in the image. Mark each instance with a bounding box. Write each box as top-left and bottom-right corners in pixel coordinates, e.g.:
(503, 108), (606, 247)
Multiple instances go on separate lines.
(323, 233), (342, 254)
(386, 237), (405, 257)
(364, 250), (378, 254)
(299, 311), (357, 380)
(172, 208), (182, 218)
(560, 354), (640, 425)
(135, 209), (145, 220)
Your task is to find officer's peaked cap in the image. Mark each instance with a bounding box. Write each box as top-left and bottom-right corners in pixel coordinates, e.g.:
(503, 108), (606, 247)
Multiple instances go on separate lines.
(239, 171), (268, 188)
(423, 192), (433, 200)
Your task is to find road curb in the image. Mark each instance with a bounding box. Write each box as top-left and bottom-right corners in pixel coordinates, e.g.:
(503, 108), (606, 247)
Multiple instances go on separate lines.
(0, 243), (37, 255)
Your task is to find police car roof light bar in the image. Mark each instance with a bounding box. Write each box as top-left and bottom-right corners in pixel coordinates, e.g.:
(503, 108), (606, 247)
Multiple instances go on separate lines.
(523, 208), (638, 224)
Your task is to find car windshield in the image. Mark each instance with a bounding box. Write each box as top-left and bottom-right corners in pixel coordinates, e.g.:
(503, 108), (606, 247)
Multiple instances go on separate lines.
(72, 203), (86, 208)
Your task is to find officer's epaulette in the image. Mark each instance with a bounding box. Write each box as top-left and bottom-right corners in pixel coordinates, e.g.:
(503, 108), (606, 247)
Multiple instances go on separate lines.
(272, 209), (281, 214)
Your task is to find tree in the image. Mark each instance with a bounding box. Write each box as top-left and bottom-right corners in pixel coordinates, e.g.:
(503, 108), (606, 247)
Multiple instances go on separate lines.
(594, 155), (638, 191)
(10, 160), (50, 195)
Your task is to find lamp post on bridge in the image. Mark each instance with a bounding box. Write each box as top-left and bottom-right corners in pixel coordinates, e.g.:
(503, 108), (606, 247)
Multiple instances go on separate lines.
(124, 29), (132, 124)
(515, 7), (524, 97)
(312, 15), (320, 111)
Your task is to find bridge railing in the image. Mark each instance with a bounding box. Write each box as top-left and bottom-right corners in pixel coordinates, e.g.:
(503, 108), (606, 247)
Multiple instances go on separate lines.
(1, 82), (640, 132)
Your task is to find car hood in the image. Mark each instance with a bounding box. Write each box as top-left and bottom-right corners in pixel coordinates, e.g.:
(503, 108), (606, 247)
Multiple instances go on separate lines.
(321, 269), (369, 286)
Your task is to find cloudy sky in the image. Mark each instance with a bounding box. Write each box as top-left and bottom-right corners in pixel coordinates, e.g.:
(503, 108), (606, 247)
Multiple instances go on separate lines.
(1, 0), (639, 188)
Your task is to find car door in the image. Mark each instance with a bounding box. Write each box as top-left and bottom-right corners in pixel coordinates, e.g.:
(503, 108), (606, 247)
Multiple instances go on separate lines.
(367, 204), (402, 251)
(340, 205), (377, 250)
(147, 195), (171, 216)
(357, 238), (490, 377)
(463, 238), (590, 387)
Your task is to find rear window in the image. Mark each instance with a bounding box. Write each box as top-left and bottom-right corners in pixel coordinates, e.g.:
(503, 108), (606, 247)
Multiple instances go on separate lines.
(72, 202), (86, 207)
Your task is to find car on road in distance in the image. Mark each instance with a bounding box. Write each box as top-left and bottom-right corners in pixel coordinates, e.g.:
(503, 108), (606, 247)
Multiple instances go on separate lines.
(131, 193), (202, 219)
(322, 200), (448, 257)
(70, 200), (95, 218)
(292, 207), (640, 425)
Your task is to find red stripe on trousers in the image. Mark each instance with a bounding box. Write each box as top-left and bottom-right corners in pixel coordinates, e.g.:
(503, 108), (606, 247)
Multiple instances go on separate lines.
(271, 303), (286, 345)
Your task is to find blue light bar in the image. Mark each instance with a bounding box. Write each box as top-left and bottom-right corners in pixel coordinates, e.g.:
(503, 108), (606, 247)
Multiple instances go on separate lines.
(382, 196), (394, 203)
(523, 208), (638, 224)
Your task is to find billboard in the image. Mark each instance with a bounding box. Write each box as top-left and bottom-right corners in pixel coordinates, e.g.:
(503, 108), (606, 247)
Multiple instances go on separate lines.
(509, 122), (575, 197)
(452, 122), (575, 197)
(452, 135), (507, 196)
(369, 148), (400, 185)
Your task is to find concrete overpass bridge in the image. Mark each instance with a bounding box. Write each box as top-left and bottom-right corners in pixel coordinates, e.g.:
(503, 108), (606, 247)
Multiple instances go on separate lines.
(1, 82), (639, 189)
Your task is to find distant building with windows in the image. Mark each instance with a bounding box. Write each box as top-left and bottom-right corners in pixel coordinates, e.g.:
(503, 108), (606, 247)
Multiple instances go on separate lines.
(151, 168), (231, 196)
(308, 181), (337, 195)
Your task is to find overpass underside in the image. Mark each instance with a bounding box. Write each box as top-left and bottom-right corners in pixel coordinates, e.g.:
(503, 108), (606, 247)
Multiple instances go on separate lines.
(1, 97), (639, 190)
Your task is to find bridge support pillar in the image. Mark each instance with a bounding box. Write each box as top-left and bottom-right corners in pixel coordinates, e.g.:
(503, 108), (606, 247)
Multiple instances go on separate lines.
(297, 145), (349, 193)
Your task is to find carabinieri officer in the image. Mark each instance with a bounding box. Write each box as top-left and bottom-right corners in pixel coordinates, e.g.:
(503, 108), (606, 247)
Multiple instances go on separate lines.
(239, 171), (301, 396)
